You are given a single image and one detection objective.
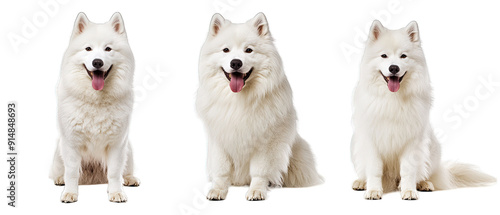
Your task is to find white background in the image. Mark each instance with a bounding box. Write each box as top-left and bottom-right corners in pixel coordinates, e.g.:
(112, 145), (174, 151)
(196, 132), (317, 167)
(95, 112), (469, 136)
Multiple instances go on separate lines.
(1, 0), (499, 214)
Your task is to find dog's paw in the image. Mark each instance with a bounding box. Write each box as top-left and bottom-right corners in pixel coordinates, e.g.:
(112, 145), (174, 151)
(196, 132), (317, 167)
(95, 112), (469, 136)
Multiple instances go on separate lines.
(364, 190), (382, 200)
(352, 179), (366, 191)
(417, 181), (434, 192)
(54, 176), (65, 186)
(109, 192), (128, 203)
(206, 188), (228, 201)
(123, 175), (140, 187)
(401, 189), (419, 200)
(60, 192), (78, 203)
(246, 188), (267, 201)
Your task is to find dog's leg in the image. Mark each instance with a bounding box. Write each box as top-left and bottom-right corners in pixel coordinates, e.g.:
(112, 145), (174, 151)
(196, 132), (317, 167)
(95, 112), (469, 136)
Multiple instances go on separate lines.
(352, 136), (382, 199)
(418, 134), (439, 192)
(351, 137), (367, 191)
(364, 154), (383, 200)
(107, 142), (127, 203)
(50, 141), (65, 186)
(247, 142), (291, 201)
(362, 140), (383, 200)
(246, 176), (268, 201)
(60, 141), (81, 203)
(206, 141), (231, 201)
(399, 143), (422, 200)
(123, 141), (140, 187)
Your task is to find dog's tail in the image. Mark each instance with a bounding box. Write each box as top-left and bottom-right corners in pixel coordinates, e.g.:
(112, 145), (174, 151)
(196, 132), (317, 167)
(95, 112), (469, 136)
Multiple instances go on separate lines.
(430, 161), (496, 190)
(282, 136), (323, 187)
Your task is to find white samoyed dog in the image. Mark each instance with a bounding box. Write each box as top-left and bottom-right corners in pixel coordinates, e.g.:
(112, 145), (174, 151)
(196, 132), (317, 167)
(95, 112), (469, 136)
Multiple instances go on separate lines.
(196, 13), (323, 201)
(351, 20), (496, 200)
(50, 12), (140, 203)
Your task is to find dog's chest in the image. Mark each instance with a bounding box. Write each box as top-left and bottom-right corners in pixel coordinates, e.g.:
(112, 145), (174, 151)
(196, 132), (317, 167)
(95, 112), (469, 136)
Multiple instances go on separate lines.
(357, 94), (430, 152)
(203, 96), (288, 150)
(62, 98), (130, 145)
(211, 105), (270, 143)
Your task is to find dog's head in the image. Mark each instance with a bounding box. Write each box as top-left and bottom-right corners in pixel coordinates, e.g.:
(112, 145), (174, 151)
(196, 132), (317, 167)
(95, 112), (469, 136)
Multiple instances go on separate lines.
(363, 20), (426, 93)
(63, 12), (134, 92)
(199, 13), (281, 93)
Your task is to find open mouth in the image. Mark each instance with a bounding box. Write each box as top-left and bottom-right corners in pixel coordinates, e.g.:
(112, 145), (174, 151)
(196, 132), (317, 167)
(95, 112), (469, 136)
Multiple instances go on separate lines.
(379, 71), (406, 92)
(222, 67), (253, 93)
(84, 64), (113, 91)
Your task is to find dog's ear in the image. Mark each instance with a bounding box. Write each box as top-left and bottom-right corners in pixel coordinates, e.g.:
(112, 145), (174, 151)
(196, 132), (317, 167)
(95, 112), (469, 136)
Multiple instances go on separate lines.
(209, 13), (225, 37)
(405, 21), (420, 42)
(249, 12), (270, 37)
(369, 20), (385, 41)
(72, 12), (89, 38)
(109, 12), (126, 34)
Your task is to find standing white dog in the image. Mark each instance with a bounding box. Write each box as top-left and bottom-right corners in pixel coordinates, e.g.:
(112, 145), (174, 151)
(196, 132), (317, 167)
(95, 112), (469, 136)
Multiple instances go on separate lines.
(196, 13), (322, 201)
(351, 20), (496, 200)
(50, 12), (140, 203)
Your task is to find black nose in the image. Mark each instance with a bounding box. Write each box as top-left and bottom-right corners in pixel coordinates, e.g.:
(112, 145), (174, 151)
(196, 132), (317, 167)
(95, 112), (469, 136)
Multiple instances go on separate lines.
(230, 59), (243, 70)
(389, 65), (400, 74)
(92, 59), (104, 69)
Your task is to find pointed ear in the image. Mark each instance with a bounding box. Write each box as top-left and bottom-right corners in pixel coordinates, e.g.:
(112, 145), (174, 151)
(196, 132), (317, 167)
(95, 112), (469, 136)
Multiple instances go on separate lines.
(72, 12), (89, 38)
(368, 20), (385, 41)
(405, 21), (420, 42)
(249, 12), (270, 37)
(209, 13), (225, 37)
(109, 12), (126, 34)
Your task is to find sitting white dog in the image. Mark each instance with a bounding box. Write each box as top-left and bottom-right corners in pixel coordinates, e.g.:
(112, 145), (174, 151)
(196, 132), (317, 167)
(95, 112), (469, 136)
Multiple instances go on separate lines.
(50, 12), (140, 203)
(196, 13), (323, 201)
(350, 20), (496, 200)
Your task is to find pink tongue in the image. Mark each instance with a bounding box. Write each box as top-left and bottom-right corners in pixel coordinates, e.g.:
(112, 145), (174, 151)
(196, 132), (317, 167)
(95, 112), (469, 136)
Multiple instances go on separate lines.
(92, 71), (105, 91)
(388, 76), (400, 92)
(229, 73), (244, 93)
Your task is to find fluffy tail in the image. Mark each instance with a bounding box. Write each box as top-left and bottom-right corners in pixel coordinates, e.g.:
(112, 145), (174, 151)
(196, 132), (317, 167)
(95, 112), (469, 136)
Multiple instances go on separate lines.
(282, 136), (323, 187)
(430, 161), (496, 190)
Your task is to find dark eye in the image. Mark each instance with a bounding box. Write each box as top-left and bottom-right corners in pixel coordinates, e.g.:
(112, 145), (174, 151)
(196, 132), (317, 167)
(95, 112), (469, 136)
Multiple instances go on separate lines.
(245, 48), (253, 53)
(223, 48), (230, 53)
(400, 54), (407, 59)
(381, 54), (387, 58)
(105, 47), (112, 52)
(85, 47), (92, 51)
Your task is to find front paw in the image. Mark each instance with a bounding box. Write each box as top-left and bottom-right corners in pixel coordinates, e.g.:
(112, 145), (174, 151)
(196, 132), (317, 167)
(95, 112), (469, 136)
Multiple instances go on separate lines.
(246, 188), (267, 201)
(61, 192), (78, 203)
(109, 192), (128, 203)
(401, 189), (419, 200)
(207, 188), (228, 201)
(364, 190), (382, 200)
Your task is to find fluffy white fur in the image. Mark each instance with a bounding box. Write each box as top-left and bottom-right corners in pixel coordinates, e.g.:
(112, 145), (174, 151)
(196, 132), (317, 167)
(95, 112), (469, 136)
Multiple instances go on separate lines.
(49, 12), (140, 203)
(196, 13), (322, 201)
(351, 20), (496, 200)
